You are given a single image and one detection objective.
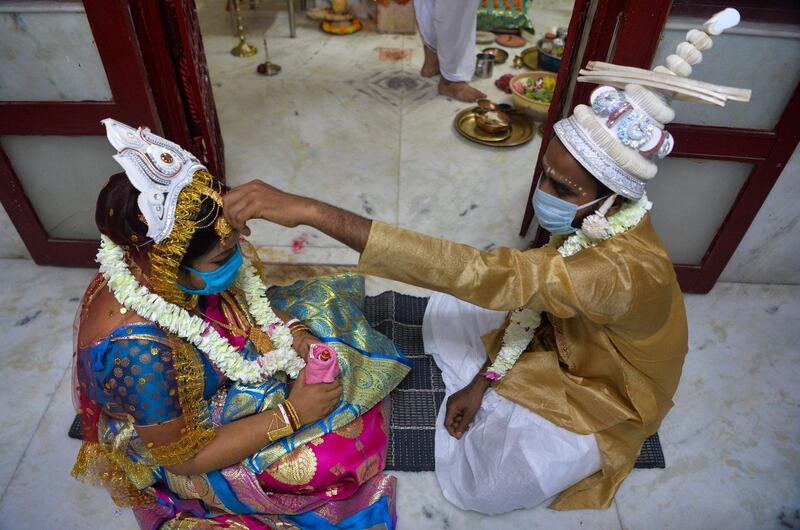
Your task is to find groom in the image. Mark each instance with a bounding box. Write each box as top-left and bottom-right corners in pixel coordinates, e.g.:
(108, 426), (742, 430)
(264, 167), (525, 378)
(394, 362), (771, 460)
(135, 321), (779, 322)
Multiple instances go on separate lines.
(222, 128), (687, 512)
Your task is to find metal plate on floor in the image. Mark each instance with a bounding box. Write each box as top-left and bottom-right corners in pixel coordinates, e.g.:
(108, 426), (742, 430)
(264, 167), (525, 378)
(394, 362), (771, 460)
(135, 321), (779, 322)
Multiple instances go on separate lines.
(454, 108), (535, 147)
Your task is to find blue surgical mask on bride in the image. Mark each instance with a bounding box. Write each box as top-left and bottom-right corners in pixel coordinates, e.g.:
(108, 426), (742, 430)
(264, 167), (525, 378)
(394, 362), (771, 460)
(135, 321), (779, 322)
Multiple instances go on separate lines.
(178, 244), (243, 295)
(532, 184), (609, 235)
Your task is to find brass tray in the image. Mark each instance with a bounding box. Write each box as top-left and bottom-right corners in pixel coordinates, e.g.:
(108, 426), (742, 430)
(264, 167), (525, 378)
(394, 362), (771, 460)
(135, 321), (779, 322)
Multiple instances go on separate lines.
(521, 48), (538, 70)
(454, 108), (535, 147)
(482, 47), (509, 65)
(455, 110), (512, 143)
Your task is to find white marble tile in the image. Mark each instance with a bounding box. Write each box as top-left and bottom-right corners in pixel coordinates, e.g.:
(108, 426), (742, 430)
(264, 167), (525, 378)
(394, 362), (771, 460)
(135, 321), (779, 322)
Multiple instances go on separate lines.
(0, 367), (139, 530)
(398, 81), (541, 250)
(390, 470), (622, 529)
(0, 206), (29, 259)
(212, 74), (400, 250)
(198, 3), (405, 84)
(200, 6), (407, 254)
(0, 259), (94, 495)
(721, 145), (800, 284)
(198, 2), (408, 261)
(614, 283), (800, 530)
(258, 244), (360, 265)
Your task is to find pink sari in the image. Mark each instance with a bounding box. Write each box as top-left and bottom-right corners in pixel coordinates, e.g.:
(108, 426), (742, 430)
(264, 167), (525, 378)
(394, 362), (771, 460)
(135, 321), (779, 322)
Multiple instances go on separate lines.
(128, 292), (400, 529)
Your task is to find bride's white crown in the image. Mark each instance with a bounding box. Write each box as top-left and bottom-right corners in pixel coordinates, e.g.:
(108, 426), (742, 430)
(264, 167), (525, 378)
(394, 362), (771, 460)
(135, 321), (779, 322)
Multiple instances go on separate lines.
(102, 118), (207, 243)
(555, 8), (751, 200)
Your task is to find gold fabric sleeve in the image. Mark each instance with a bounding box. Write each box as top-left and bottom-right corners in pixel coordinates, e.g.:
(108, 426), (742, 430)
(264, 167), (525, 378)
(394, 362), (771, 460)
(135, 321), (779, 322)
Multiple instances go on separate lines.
(358, 221), (637, 323)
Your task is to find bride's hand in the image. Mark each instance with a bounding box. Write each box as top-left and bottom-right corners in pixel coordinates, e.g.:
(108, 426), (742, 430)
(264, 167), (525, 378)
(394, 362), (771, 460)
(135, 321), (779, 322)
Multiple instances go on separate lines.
(287, 369), (342, 425)
(292, 330), (319, 361)
(223, 180), (313, 235)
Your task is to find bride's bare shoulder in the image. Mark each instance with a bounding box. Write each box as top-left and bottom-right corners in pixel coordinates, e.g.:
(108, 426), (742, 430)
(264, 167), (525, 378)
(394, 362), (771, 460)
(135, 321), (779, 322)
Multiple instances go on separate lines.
(77, 279), (153, 348)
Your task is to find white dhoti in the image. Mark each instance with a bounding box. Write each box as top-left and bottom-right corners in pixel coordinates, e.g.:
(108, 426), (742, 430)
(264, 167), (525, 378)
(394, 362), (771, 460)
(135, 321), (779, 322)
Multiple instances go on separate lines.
(413, 0), (479, 82)
(423, 293), (603, 514)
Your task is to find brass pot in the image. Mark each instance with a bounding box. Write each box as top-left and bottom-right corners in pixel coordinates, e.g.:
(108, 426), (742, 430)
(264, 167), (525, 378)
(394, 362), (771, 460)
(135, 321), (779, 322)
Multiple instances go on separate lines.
(474, 108), (512, 135)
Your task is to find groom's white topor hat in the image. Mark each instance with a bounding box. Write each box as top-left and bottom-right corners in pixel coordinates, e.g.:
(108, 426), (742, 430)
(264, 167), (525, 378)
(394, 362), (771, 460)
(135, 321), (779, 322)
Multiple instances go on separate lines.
(554, 8), (751, 200)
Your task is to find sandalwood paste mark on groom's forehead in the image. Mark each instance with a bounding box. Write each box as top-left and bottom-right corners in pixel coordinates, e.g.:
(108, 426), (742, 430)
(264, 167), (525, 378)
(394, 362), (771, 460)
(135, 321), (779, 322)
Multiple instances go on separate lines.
(541, 148), (589, 198)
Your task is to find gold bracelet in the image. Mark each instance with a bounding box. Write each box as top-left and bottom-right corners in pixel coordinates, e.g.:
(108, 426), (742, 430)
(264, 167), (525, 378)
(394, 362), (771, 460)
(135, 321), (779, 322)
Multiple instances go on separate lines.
(289, 323), (310, 336)
(265, 405), (294, 443)
(283, 400), (300, 430)
(282, 399), (301, 430)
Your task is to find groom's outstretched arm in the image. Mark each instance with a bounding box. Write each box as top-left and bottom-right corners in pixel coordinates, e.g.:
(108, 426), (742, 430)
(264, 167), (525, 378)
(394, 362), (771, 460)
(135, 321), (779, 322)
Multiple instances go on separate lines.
(223, 179), (581, 315)
(223, 180), (372, 253)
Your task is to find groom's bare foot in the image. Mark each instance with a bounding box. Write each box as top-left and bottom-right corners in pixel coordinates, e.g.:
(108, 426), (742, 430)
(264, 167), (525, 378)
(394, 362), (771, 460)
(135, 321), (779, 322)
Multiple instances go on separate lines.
(420, 46), (439, 78)
(438, 78), (486, 102)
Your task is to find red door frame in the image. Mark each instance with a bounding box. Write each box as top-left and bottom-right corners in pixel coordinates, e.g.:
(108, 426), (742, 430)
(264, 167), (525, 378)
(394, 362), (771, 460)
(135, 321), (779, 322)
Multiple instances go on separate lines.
(0, 0), (160, 266)
(519, 0), (800, 293)
(0, 0), (225, 267)
(130, 0), (225, 178)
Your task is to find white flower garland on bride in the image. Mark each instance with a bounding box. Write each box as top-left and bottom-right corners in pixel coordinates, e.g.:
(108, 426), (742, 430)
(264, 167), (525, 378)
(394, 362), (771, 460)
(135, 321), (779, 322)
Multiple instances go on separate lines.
(482, 193), (651, 381)
(97, 235), (305, 384)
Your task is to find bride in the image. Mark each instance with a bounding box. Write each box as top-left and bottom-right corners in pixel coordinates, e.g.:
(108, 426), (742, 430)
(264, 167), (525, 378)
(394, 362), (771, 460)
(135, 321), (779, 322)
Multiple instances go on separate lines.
(71, 119), (409, 529)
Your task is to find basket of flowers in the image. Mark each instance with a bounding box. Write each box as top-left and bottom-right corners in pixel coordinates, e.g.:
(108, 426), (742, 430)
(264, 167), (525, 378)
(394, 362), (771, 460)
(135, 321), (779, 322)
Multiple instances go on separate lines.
(510, 71), (556, 119)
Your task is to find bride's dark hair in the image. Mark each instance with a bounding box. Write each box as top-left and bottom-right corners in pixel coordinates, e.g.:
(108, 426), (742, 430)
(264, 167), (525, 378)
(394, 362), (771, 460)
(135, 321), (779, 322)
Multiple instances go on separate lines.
(95, 172), (227, 265)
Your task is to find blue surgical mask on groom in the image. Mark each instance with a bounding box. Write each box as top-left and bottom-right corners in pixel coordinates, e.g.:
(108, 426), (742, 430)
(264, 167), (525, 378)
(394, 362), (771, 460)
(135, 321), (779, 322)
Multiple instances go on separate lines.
(178, 244), (243, 295)
(532, 184), (609, 235)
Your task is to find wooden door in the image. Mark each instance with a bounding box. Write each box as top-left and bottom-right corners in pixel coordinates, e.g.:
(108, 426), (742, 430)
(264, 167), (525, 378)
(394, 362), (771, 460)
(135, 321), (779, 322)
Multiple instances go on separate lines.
(0, 0), (224, 267)
(519, 0), (800, 293)
(131, 0), (226, 178)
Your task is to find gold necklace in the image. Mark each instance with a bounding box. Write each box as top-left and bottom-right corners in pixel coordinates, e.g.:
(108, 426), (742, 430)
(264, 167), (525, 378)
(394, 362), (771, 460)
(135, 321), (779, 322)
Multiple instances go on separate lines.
(198, 291), (275, 354)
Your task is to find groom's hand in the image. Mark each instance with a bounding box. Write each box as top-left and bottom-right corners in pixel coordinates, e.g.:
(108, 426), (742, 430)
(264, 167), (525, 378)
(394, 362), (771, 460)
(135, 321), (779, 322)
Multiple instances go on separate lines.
(224, 180), (311, 235)
(223, 179), (373, 253)
(444, 376), (490, 439)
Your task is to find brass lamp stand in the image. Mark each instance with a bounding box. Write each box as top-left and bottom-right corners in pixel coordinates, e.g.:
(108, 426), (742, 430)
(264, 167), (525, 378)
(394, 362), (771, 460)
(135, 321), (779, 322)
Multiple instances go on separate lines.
(230, 0), (257, 57)
(257, 35), (281, 76)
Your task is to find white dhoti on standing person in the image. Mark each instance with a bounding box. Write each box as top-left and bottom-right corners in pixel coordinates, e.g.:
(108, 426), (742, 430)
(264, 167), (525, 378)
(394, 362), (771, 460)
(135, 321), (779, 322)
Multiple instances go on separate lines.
(413, 0), (480, 82)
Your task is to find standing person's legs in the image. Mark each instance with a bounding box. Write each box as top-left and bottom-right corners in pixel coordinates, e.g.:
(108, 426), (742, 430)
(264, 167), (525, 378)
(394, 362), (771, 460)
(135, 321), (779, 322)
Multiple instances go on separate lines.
(432, 0), (486, 102)
(413, 0), (440, 77)
(432, 0), (479, 82)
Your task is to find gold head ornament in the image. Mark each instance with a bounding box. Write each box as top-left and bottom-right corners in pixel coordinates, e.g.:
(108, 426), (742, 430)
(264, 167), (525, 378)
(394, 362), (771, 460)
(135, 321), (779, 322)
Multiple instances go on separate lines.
(103, 119), (233, 308)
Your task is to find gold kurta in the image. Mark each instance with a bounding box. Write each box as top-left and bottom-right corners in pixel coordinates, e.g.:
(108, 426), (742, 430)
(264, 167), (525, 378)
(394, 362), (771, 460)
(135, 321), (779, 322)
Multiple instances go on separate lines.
(357, 215), (688, 510)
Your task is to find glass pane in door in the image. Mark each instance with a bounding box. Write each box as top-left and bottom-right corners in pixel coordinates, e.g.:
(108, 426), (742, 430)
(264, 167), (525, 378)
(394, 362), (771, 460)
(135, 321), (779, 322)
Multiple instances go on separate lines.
(647, 158), (753, 265)
(1, 136), (119, 239)
(0, 6), (112, 101)
(650, 4), (800, 130)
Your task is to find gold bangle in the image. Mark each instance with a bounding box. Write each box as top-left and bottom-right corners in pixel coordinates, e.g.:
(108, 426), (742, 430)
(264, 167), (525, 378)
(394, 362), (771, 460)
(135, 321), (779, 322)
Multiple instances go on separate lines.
(282, 399), (301, 430)
(266, 405), (294, 443)
(284, 400), (300, 430)
(289, 323), (310, 335)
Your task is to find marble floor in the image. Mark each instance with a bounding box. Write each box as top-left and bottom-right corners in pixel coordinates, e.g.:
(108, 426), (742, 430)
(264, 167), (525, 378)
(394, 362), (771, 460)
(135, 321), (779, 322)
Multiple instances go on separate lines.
(195, 0), (574, 265)
(0, 257), (797, 529)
